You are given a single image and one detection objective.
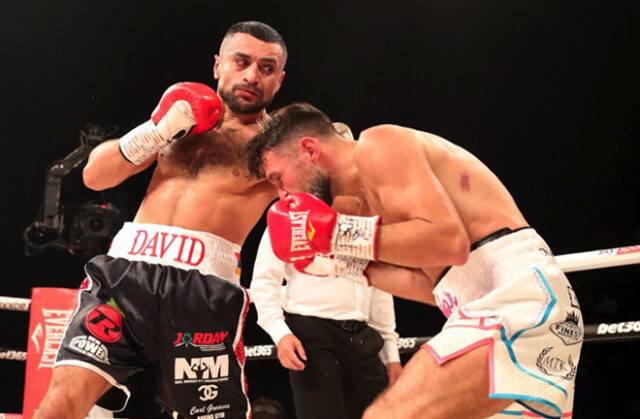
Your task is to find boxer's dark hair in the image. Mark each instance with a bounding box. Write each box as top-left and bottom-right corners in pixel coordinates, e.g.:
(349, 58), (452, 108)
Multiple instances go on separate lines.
(246, 102), (335, 179)
(224, 21), (288, 63)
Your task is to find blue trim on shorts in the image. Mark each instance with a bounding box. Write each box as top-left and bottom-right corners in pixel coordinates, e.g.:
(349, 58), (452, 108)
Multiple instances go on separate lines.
(519, 399), (564, 418)
(498, 409), (525, 416)
(500, 402), (559, 418)
(489, 267), (565, 418)
(492, 396), (561, 418)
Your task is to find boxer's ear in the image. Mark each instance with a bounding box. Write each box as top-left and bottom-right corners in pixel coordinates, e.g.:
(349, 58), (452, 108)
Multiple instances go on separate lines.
(213, 55), (221, 80)
(299, 137), (320, 162)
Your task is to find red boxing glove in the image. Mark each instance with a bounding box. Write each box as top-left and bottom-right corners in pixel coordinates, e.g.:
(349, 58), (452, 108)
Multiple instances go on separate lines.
(267, 192), (380, 263)
(120, 82), (222, 165)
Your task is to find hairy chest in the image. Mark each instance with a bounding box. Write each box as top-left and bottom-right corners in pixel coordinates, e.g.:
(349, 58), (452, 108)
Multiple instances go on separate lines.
(160, 128), (249, 177)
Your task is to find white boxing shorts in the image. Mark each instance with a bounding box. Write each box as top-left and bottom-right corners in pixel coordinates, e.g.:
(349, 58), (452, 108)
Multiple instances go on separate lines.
(424, 228), (583, 418)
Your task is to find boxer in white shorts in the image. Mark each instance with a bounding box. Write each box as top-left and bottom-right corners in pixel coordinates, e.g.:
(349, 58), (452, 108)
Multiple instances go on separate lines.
(426, 227), (581, 418)
(245, 102), (583, 418)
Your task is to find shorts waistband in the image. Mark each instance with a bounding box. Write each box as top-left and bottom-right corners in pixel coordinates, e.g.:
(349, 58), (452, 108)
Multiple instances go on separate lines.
(107, 222), (242, 283)
(436, 227), (533, 283)
(434, 227), (553, 309)
(470, 226), (532, 251)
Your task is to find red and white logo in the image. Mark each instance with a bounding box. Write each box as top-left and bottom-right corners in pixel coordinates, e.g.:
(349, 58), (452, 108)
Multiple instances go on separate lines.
(289, 211), (312, 252)
(435, 291), (458, 318)
(30, 308), (75, 369)
(617, 245), (640, 255)
(173, 331), (229, 352)
(85, 304), (123, 343)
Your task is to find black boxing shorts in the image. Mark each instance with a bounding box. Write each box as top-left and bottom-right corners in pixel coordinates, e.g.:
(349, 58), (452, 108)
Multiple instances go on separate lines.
(55, 222), (251, 418)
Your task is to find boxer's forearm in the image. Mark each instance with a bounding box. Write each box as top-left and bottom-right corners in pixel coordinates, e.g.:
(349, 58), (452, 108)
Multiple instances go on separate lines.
(367, 262), (437, 306)
(377, 219), (469, 269)
(83, 139), (154, 190)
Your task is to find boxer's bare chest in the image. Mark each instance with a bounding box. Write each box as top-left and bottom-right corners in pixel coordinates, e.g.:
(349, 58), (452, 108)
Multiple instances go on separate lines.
(137, 126), (276, 241)
(160, 126), (248, 177)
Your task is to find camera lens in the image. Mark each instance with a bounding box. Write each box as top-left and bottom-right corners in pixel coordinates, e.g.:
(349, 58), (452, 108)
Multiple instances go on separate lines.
(88, 215), (104, 232)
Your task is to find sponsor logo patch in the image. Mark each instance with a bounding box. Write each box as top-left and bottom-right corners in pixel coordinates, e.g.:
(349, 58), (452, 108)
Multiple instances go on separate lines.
(198, 384), (219, 401)
(397, 338), (417, 349)
(597, 320), (640, 334)
(435, 291), (458, 318)
(189, 403), (231, 418)
(617, 245), (640, 255)
(173, 332), (228, 352)
(289, 211), (312, 252)
(174, 355), (229, 385)
(244, 344), (273, 358)
(30, 308), (74, 369)
(550, 311), (583, 345)
(69, 335), (110, 364)
(85, 303), (123, 343)
(536, 347), (576, 381)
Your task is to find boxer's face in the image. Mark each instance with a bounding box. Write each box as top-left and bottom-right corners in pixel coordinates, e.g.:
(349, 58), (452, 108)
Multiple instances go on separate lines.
(262, 149), (332, 204)
(214, 33), (286, 114)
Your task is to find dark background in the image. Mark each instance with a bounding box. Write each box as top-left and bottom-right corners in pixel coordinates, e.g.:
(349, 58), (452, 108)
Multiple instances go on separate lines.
(1, 0), (638, 417)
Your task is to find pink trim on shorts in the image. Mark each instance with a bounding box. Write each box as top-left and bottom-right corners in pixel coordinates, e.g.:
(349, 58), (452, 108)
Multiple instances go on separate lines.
(521, 410), (573, 417)
(423, 338), (497, 394)
(422, 315), (508, 396)
(444, 316), (504, 330)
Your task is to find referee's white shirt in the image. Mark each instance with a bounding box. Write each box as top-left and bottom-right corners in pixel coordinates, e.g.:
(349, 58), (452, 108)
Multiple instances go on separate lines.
(250, 230), (401, 364)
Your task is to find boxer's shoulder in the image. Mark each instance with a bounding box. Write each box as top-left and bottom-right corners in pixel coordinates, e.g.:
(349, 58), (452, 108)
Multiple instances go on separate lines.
(354, 125), (420, 177)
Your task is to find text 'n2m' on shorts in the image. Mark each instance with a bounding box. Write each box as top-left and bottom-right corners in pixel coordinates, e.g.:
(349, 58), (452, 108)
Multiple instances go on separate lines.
(425, 228), (583, 419)
(55, 222), (251, 419)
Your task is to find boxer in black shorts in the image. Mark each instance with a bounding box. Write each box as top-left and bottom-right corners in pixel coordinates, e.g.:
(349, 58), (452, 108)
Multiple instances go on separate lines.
(35, 21), (288, 419)
(56, 223), (250, 417)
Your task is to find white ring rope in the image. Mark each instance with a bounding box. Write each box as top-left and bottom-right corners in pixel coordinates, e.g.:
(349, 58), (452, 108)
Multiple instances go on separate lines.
(0, 296), (30, 312)
(1, 244), (638, 361)
(554, 244), (640, 272)
(2, 244), (638, 313)
(2, 320), (640, 362)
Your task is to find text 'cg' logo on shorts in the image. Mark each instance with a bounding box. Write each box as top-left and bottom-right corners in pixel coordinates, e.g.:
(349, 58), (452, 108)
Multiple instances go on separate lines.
(198, 384), (218, 401)
(85, 304), (123, 343)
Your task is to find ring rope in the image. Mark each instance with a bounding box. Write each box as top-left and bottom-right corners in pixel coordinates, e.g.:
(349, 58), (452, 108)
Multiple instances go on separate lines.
(2, 320), (639, 362)
(0, 297), (30, 312)
(2, 244), (638, 313)
(1, 244), (638, 360)
(554, 244), (640, 272)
